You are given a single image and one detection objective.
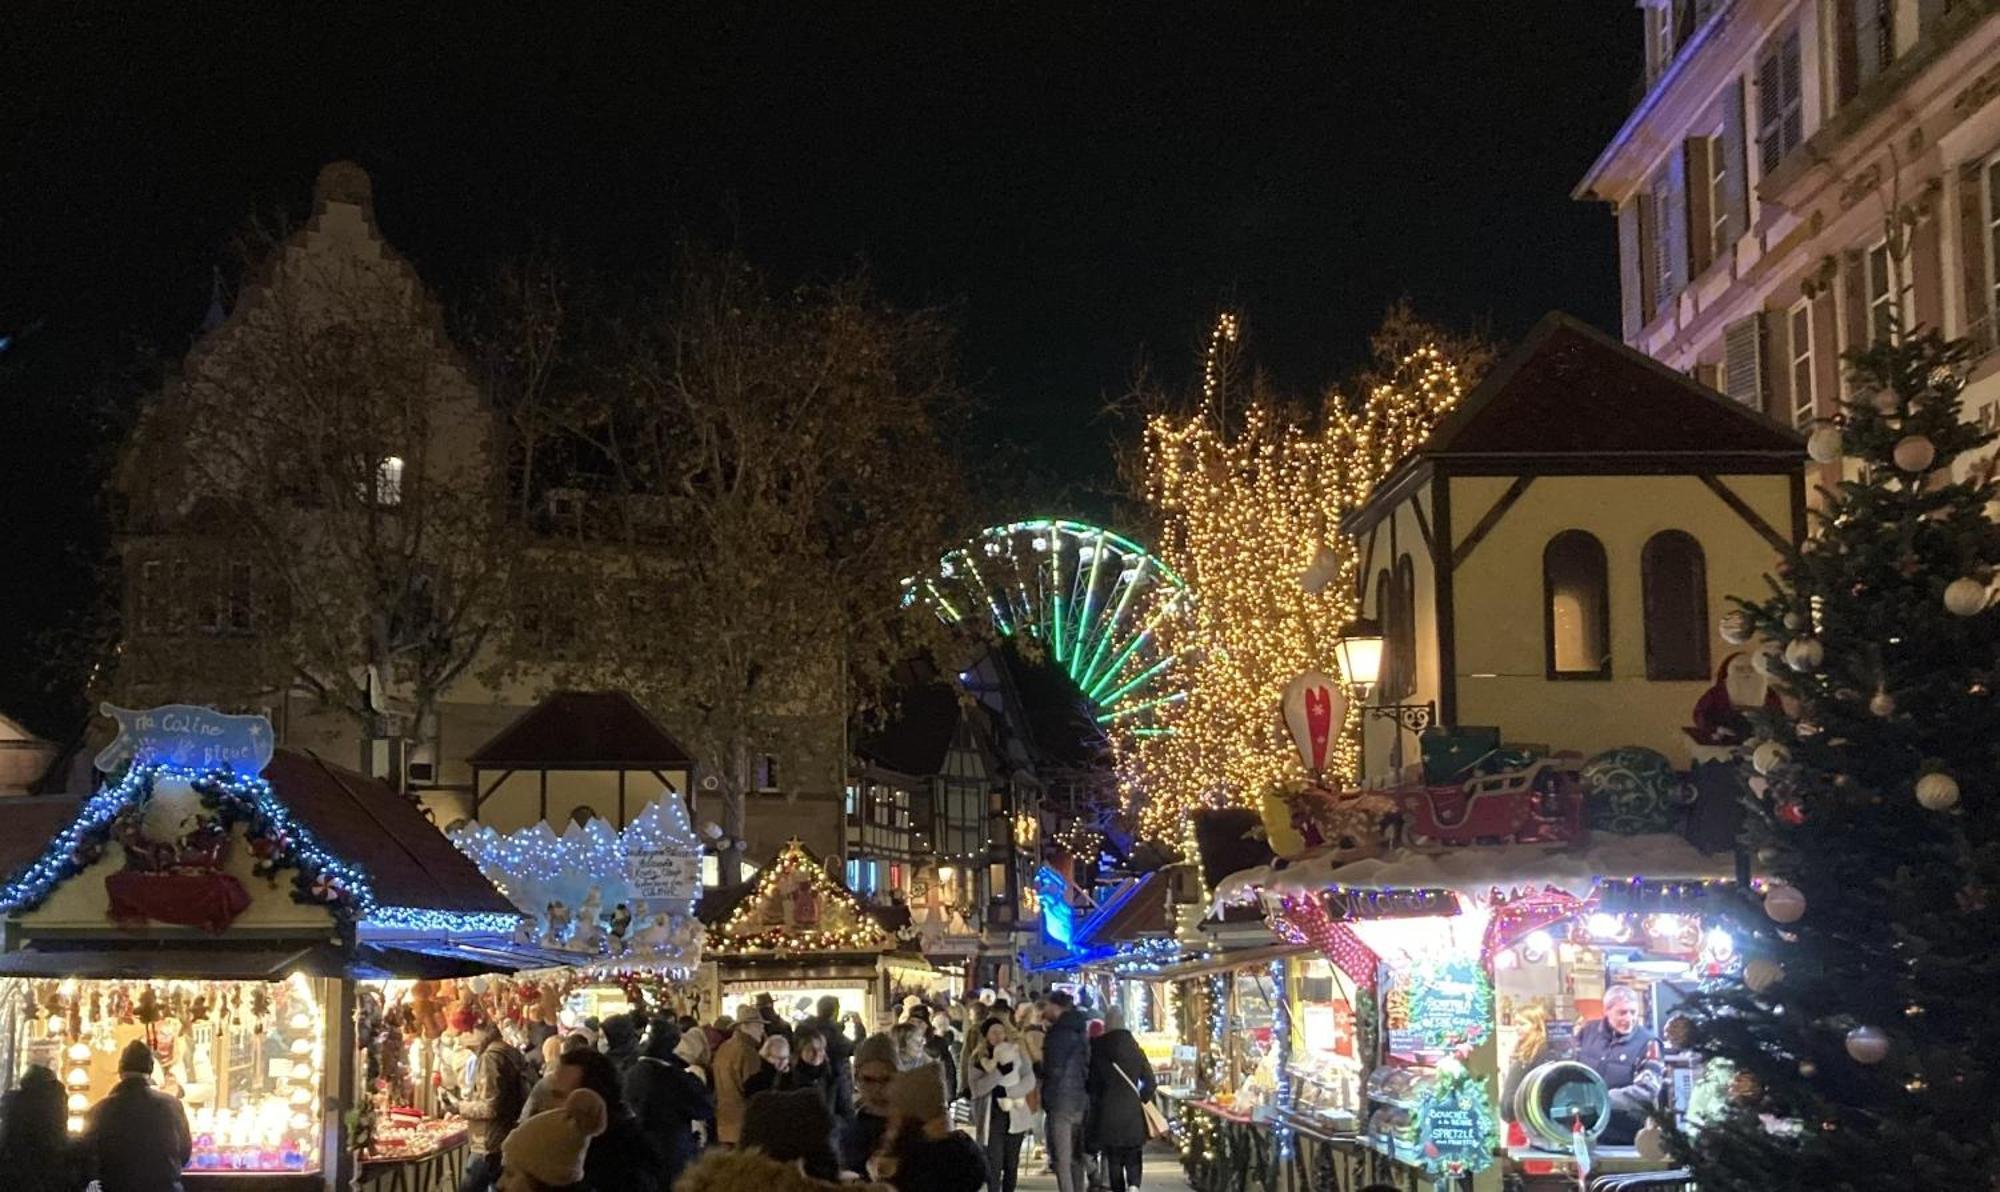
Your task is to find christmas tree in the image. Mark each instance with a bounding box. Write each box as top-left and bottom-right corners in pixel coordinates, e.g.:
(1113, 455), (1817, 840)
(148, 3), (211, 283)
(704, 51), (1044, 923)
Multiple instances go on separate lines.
(1670, 326), (2000, 1188)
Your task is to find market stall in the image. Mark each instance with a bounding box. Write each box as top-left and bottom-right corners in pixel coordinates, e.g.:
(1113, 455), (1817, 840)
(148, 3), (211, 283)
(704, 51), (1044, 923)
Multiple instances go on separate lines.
(0, 711), (523, 1192)
(700, 839), (906, 1029)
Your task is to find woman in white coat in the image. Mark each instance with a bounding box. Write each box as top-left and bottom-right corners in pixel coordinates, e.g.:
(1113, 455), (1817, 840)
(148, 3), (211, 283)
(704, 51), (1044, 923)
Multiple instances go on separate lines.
(967, 1019), (1038, 1192)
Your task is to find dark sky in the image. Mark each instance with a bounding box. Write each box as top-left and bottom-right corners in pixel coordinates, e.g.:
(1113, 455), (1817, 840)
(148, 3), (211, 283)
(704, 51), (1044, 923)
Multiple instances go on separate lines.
(0, 3), (1640, 732)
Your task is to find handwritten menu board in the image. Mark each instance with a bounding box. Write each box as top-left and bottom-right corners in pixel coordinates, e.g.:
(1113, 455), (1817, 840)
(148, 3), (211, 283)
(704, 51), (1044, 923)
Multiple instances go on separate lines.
(1416, 1069), (1497, 1178)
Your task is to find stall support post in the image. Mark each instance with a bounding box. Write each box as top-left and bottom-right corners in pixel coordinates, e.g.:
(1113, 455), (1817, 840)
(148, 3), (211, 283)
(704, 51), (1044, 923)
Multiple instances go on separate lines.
(1270, 957), (1293, 1165)
(332, 976), (357, 1192)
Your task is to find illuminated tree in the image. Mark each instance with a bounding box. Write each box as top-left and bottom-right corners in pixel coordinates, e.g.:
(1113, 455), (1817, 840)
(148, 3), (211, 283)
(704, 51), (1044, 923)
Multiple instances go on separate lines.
(1123, 306), (1482, 849)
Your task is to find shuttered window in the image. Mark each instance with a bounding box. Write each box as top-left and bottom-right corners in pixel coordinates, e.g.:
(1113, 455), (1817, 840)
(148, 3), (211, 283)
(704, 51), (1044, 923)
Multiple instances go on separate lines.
(1788, 300), (1817, 429)
(1757, 29), (1805, 176)
(1988, 159), (2000, 340)
(1723, 314), (1765, 408)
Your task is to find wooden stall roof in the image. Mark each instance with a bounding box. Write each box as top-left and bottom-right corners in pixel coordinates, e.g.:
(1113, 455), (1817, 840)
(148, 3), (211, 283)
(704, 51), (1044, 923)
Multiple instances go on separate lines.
(0, 794), (85, 887)
(469, 691), (694, 770)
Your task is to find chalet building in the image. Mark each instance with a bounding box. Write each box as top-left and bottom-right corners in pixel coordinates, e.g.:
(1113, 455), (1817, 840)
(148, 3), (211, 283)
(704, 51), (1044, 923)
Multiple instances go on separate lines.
(1576, 0), (2000, 481)
(1343, 313), (1806, 780)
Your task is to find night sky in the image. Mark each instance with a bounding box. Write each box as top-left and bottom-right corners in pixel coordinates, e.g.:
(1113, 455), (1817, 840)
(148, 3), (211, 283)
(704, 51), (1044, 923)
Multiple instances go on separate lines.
(0, 4), (1640, 733)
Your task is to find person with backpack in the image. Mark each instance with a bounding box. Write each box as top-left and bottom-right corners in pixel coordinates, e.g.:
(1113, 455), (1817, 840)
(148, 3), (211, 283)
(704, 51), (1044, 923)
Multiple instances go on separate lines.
(447, 1017), (529, 1192)
(626, 1017), (715, 1189)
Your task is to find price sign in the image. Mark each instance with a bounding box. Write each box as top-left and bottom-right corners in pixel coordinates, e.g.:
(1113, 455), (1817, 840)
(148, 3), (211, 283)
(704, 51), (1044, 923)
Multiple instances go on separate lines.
(1406, 956), (1493, 1049)
(1416, 1069), (1498, 1178)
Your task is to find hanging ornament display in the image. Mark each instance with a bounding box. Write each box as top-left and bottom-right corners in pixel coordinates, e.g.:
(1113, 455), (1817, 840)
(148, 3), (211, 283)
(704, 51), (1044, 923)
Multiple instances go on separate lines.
(1892, 434), (1936, 473)
(1280, 671), (1346, 778)
(1915, 772), (1960, 812)
(1718, 610), (1754, 645)
(1752, 742), (1790, 776)
(1743, 958), (1783, 992)
(1806, 424), (1844, 464)
(1784, 638), (1824, 672)
(1869, 689), (1896, 718)
(1763, 884), (1807, 923)
(1943, 577), (1990, 617)
(1845, 1025), (1890, 1064)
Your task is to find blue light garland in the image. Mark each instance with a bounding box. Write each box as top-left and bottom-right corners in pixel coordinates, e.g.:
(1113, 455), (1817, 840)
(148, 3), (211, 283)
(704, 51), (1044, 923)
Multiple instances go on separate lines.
(0, 763), (515, 936)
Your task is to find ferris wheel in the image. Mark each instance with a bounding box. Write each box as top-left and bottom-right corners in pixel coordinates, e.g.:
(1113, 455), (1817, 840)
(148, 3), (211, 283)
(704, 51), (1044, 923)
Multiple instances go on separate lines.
(912, 518), (1191, 731)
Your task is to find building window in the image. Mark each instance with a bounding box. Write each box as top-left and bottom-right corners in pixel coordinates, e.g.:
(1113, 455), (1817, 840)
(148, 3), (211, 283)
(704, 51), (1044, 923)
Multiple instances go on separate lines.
(375, 456), (404, 507)
(1544, 531), (1611, 680)
(1866, 240), (1913, 345)
(568, 804), (598, 827)
(1642, 531), (1711, 681)
(138, 560), (164, 634)
(226, 560), (255, 634)
(1789, 300), (1817, 428)
(1706, 132), (1730, 265)
(1756, 28), (1804, 177)
(1850, 0), (1893, 93)
(1986, 158), (2000, 342)
(754, 753), (780, 792)
(1380, 555), (1418, 700)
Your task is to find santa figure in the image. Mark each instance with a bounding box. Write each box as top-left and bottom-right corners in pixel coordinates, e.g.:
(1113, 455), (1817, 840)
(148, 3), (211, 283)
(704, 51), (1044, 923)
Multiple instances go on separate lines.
(1688, 651), (1784, 746)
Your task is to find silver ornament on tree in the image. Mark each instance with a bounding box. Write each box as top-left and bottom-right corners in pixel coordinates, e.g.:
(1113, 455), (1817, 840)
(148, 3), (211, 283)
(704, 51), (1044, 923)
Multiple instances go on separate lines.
(1784, 638), (1824, 672)
(1719, 609), (1754, 645)
(1634, 1123), (1667, 1161)
(1892, 434), (1936, 473)
(1743, 958), (1784, 992)
(1806, 423), (1844, 464)
(1844, 1025), (1890, 1064)
(1752, 741), (1790, 775)
(1868, 688), (1896, 718)
(1763, 883), (1807, 923)
(1943, 576), (1990, 617)
(1915, 772), (1960, 811)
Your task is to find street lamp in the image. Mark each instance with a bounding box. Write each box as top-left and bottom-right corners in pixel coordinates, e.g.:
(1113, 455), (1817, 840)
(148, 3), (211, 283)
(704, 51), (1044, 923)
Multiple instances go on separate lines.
(1336, 618), (1436, 773)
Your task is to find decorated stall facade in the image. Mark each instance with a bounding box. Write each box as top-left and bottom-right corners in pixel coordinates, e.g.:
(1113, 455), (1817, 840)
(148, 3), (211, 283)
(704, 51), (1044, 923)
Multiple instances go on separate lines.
(0, 709), (521, 1191)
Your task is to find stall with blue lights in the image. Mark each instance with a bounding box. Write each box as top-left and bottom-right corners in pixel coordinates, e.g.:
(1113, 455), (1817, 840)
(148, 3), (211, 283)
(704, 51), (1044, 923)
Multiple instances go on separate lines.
(0, 707), (522, 1191)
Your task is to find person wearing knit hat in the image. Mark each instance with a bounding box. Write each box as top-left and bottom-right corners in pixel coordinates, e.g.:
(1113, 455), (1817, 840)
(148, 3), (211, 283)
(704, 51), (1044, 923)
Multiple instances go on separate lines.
(838, 1034), (899, 1175)
(875, 1063), (987, 1191)
(630, 1020), (716, 1189)
(498, 1087), (606, 1191)
(83, 1041), (191, 1192)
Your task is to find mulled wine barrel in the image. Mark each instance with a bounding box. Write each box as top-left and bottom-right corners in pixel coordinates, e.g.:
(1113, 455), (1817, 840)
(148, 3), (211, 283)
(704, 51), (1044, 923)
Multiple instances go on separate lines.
(1515, 1060), (1610, 1151)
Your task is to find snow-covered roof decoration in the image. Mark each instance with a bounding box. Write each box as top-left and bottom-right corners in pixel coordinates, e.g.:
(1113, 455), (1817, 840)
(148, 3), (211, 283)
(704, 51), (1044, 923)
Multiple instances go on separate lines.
(1212, 833), (1731, 913)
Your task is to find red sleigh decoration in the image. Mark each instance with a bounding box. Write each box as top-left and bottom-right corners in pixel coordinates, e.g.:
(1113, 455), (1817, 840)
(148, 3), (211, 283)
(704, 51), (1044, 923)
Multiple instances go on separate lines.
(1394, 760), (1585, 848)
(107, 805), (250, 933)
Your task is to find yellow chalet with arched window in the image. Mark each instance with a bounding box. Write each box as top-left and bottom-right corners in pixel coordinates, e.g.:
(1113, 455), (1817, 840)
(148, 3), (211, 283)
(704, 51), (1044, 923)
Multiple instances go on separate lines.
(1343, 313), (1806, 781)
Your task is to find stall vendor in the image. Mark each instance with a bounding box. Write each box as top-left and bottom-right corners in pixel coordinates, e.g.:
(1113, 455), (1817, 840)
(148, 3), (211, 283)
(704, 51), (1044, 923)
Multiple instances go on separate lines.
(1574, 985), (1664, 1145)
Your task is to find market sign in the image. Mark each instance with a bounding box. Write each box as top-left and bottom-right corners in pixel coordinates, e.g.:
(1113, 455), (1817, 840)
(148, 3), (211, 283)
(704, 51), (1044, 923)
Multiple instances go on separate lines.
(1407, 956), (1493, 1049)
(626, 849), (700, 901)
(1415, 1065), (1498, 1178)
(95, 703), (274, 777)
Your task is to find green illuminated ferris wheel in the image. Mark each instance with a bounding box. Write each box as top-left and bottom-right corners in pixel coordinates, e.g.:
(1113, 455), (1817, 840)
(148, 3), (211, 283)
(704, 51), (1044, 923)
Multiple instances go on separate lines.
(912, 518), (1191, 732)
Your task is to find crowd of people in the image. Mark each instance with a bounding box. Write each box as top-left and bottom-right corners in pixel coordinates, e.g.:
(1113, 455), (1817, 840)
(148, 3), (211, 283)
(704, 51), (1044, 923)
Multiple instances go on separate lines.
(0, 986), (1167, 1192)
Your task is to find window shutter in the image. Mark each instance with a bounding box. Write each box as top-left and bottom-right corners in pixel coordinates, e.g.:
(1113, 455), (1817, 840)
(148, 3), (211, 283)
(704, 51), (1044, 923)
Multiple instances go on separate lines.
(1720, 79), (1750, 240)
(1835, 0), (1860, 102)
(1723, 313), (1766, 407)
(1958, 161), (1993, 351)
(1685, 139), (1714, 275)
(1767, 304), (1793, 421)
(1757, 49), (1783, 175)
(1638, 190), (1662, 324)
(1841, 248), (1870, 371)
(1619, 199), (1647, 339)
(1664, 151), (1690, 300)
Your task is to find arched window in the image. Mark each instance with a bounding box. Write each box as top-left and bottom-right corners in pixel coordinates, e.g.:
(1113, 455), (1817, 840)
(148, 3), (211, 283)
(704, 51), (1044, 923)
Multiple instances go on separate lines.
(568, 804), (599, 828)
(1642, 530), (1710, 680)
(1544, 531), (1611, 679)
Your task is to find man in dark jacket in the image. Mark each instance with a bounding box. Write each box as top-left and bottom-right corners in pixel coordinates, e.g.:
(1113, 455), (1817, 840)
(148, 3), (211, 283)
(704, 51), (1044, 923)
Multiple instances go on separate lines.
(1087, 1010), (1158, 1192)
(1039, 991), (1091, 1192)
(556, 1049), (660, 1192)
(84, 1041), (191, 1192)
(626, 1017), (713, 1188)
(754, 992), (794, 1041)
(448, 1020), (528, 1192)
(809, 995), (857, 1119)
(602, 1014), (642, 1084)
(1575, 985), (1665, 1145)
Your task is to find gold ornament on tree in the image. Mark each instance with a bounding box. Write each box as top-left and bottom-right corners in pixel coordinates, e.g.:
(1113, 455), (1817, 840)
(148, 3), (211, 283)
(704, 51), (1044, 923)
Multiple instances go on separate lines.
(1943, 577), (1990, 617)
(1915, 772), (1960, 811)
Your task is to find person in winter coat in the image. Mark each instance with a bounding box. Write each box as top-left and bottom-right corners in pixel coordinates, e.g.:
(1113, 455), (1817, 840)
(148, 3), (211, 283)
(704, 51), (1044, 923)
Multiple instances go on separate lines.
(1012, 1001), (1047, 1068)
(838, 1033), (899, 1176)
(497, 1087), (606, 1192)
(551, 1049), (658, 1192)
(967, 1022), (1037, 1192)
(449, 1020), (530, 1192)
(807, 996), (856, 1119)
(1038, 992), (1090, 1192)
(711, 1017), (768, 1146)
(601, 1015), (642, 1084)
(903, 1006), (958, 1097)
(741, 1034), (795, 1098)
(625, 1020), (715, 1189)
(788, 1027), (841, 1115)
(522, 1036), (571, 1122)
(875, 1063), (987, 1192)
(755, 993), (795, 1041)
(82, 1041), (190, 1192)
(675, 1146), (894, 1192)
(740, 1086), (840, 1179)
(1085, 1011), (1157, 1192)
(2, 1063), (80, 1192)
